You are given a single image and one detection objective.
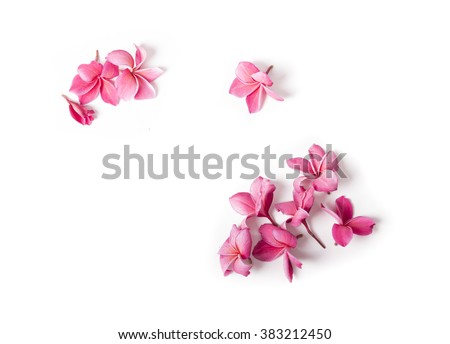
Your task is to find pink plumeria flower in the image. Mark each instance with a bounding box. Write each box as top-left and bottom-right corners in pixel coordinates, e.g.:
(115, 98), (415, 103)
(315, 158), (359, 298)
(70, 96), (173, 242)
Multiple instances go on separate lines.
(229, 177), (276, 220)
(69, 56), (119, 106)
(275, 186), (315, 227)
(229, 62), (283, 113)
(321, 196), (375, 247)
(218, 224), (252, 277)
(288, 144), (339, 193)
(107, 45), (163, 101)
(62, 95), (95, 125)
(253, 224), (302, 282)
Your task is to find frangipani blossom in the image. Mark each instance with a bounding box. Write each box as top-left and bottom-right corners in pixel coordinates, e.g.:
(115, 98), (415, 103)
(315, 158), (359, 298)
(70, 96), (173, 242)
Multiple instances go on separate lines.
(229, 62), (283, 113)
(107, 45), (163, 101)
(275, 186), (315, 227)
(69, 58), (119, 106)
(62, 95), (94, 125)
(229, 177), (276, 219)
(321, 196), (375, 247)
(288, 144), (339, 193)
(218, 224), (252, 277)
(253, 224), (302, 282)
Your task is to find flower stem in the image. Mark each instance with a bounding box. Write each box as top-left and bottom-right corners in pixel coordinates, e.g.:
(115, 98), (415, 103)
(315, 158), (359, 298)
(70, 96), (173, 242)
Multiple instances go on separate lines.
(302, 220), (326, 249)
(95, 50), (100, 62)
(265, 65), (273, 74)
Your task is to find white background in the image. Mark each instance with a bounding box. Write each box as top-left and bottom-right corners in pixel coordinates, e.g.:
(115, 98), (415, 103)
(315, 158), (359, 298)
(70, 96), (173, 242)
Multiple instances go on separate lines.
(1, 0), (449, 343)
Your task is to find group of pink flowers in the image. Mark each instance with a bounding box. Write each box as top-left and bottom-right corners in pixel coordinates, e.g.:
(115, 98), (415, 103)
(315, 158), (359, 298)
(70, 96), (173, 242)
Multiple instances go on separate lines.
(62, 45), (163, 125)
(219, 144), (376, 282)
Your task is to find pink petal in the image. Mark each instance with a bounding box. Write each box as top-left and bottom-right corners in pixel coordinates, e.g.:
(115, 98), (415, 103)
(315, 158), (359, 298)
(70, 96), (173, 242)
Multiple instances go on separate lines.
(68, 104), (93, 125)
(135, 67), (163, 83)
(246, 87), (265, 113)
(283, 252), (294, 282)
(134, 44), (147, 69)
(252, 241), (284, 261)
(273, 228), (297, 248)
(332, 224), (353, 247)
(293, 176), (308, 193)
(312, 170), (338, 193)
(77, 61), (102, 82)
(275, 201), (297, 216)
(259, 224), (283, 247)
(107, 50), (135, 68)
(235, 62), (260, 83)
(290, 208), (309, 227)
(115, 69), (138, 101)
(308, 144), (325, 173)
(229, 192), (256, 216)
(100, 79), (119, 106)
(69, 75), (97, 96)
(101, 61), (119, 79)
(287, 252), (302, 269)
(294, 187), (314, 212)
(228, 224), (240, 245)
(287, 158), (314, 175)
(79, 80), (100, 104)
(321, 203), (343, 224)
(346, 216), (375, 236)
(233, 258), (252, 277)
(250, 177), (275, 217)
(263, 86), (284, 101)
(218, 240), (236, 256)
(220, 255), (237, 275)
(335, 196), (354, 224)
(251, 71), (273, 86)
(319, 150), (339, 172)
(229, 78), (259, 98)
(134, 75), (156, 100)
(235, 229), (252, 259)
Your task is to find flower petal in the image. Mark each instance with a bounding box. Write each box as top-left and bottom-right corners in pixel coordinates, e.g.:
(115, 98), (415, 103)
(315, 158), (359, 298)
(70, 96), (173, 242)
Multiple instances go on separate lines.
(101, 61), (119, 79)
(275, 201), (297, 216)
(68, 104), (94, 125)
(220, 255), (237, 275)
(250, 177), (275, 217)
(346, 216), (375, 236)
(135, 67), (163, 83)
(287, 158), (314, 175)
(69, 75), (97, 96)
(218, 240), (236, 256)
(308, 144), (325, 173)
(312, 170), (338, 193)
(332, 224), (353, 247)
(320, 203), (343, 224)
(290, 208), (309, 227)
(233, 258), (252, 277)
(319, 150), (339, 172)
(77, 61), (102, 82)
(107, 50), (135, 68)
(294, 187), (314, 212)
(263, 86), (284, 101)
(246, 87), (265, 113)
(79, 80), (100, 104)
(134, 75), (156, 100)
(252, 241), (284, 261)
(115, 69), (138, 101)
(251, 71), (273, 86)
(259, 224), (284, 247)
(235, 62), (260, 83)
(273, 228), (297, 248)
(134, 44), (147, 69)
(235, 229), (252, 259)
(287, 252), (302, 269)
(293, 176), (308, 193)
(229, 78), (259, 98)
(283, 252), (294, 282)
(229, 192), (256, 216)
(100, 79), (119, 106)
(335, 196), (353, 224)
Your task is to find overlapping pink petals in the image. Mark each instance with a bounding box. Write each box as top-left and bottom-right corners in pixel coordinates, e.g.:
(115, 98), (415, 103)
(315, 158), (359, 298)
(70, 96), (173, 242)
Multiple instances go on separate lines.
(253, 224), (302, 282)
(62, 95), (94, 125)
(219, 224), (252, 277)
(107, 45), (163, 101)
(288, 144), (340, 193)
(229, 62), (283, 113)
(275, 186), (314, 227)
(321, 196), (376, 247)
(229, 176), (275, 218)
(70, 60), (119, 106)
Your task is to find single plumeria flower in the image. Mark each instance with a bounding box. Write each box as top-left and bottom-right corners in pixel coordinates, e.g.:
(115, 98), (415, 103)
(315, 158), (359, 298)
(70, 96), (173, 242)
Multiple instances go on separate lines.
(229, 176), (276, 221)
(321, 196), (375, 247)
(229, 62), (284, 113)
(218, 224), (252, 277)
(288, 144), (340, 193)
(69, 51), (120, 106)
(252, 224), (302, 282)
(275, 186), (325, 248)
(62, 95), (95, 125)
(107, 45), (163, 101)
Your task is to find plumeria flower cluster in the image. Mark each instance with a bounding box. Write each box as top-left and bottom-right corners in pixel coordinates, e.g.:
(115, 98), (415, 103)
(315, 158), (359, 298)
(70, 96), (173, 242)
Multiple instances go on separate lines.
(219, 144), (376, 282)
(62, 45), (163, 125)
